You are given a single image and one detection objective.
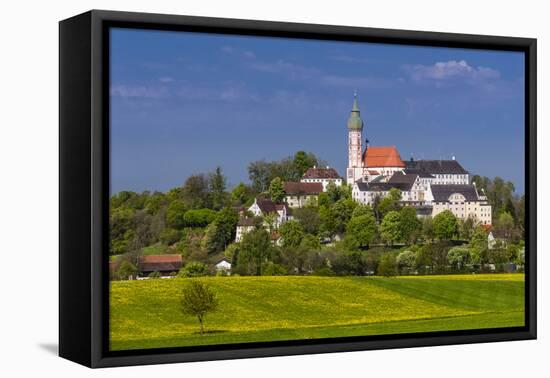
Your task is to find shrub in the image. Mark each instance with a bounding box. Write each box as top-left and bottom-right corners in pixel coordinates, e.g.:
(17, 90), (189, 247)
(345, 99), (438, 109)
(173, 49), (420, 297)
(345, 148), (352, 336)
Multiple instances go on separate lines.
(262, 262), (288, 276)
(396, 250), (417, 273)
(117, 260), (137, 280)
(148, 271), (161, 279)
(312, 267), (335, 276)
(160, 228), (182, 245)
(377, 253), (398, 277)
(447, 247), (471, 269)
(178, 261), (209, 278)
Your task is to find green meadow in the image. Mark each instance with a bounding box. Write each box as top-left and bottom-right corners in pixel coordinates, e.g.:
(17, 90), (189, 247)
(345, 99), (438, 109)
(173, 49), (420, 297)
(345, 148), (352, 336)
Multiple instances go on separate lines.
(109, 274), (524, 351)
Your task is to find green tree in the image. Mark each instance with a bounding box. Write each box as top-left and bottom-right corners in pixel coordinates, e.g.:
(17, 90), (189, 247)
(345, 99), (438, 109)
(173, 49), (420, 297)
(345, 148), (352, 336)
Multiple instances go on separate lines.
(396, 250), (417, 273)
(494, 212), (515, 242)
(377, 188), (402, 218)
(248, 160), (272, 192)
(326, 182), (350, 203)
(293, 207), (320, 235)
(201, 208), (239, 254)
(262, 262), (288, 276)
(422, 216), (435, 242)
(318, 205), (336, 239)
(300, 234), (321, 250)
(208, 166), (228, 210)
(166, 200), (187, 229)
(231, 182), (254, 206)
(117, 260), (138, 280)
(269, 177), (285, 203)
(380, 211), (402, 245)
(263, 212), (278, 234)
(332, 198), (357, 233)
(180, 280), (219, 335)
(182, 208), (218, 228)
(399, 206), (421, 244)
(109, 206), (135, 255)
(159, 228), (181, 245)
(344, 213), (377, 249)
(292, 151), (318, 179)
(433, 210), (459, 240)
(178, 261), (209, 278)
(459, 217), (475, 240)
(352, 204), (374, 218)
(239, 228), (272, 275)
(470, 226), (489, 265)
(182, 174), (211, 209)
(447, 246), (471, 270)
(279, 220), (305, 248)
(377, 253), (398, 277)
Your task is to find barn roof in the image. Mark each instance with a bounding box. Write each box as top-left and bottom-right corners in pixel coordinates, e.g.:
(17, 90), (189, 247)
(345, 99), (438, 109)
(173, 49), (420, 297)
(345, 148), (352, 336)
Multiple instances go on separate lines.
(138, 254), (182, 273)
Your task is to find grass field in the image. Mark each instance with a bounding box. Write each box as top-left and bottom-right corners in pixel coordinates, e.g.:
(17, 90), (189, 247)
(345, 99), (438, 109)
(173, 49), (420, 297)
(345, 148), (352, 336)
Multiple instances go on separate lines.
(109, 274), (524, 351)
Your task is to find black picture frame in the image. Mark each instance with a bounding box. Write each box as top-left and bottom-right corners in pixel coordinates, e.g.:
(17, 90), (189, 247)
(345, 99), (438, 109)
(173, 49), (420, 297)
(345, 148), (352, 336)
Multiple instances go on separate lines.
(59, 9), (537, 368)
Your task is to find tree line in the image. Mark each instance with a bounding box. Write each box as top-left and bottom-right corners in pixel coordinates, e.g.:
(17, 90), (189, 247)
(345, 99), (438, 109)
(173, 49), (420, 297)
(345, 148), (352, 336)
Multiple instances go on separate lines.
(110, 151), (525, 279)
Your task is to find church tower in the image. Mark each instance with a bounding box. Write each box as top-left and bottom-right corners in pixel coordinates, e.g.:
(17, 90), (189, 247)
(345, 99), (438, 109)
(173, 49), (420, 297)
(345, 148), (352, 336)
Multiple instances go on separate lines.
(346, 93), (365, 184)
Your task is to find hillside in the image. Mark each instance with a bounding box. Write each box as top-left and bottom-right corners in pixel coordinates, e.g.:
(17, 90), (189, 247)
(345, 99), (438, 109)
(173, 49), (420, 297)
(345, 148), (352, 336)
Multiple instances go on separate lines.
(110, 274), (524, 351)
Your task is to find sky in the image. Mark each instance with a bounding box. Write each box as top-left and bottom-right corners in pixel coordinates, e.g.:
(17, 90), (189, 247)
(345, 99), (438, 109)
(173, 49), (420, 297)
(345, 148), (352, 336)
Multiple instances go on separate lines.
(110, 28), (525, 195)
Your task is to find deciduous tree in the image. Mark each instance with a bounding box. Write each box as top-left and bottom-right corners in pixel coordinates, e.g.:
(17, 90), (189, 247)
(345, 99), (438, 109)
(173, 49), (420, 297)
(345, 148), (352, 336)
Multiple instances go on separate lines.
(433, 210), (459, 241)
(380, 211), (402, 245)
(180, 280), (219, 335)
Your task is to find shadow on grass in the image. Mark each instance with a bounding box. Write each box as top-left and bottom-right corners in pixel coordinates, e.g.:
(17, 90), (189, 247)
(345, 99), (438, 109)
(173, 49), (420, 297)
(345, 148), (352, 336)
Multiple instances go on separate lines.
(191, 329), (228, 335)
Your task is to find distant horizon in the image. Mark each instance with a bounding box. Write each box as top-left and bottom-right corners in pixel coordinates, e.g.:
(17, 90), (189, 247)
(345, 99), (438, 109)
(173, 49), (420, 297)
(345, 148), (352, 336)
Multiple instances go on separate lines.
(110, 28), (525, 195)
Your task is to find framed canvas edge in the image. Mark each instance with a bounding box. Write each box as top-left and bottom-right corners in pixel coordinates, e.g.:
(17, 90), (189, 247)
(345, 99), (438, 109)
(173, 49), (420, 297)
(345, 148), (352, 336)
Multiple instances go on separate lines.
(58, 9), (537, 368)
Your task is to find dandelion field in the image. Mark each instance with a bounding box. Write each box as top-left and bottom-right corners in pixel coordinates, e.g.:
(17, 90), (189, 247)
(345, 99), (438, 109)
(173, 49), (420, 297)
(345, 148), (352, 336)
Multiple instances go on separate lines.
(109, 274), (524, 351)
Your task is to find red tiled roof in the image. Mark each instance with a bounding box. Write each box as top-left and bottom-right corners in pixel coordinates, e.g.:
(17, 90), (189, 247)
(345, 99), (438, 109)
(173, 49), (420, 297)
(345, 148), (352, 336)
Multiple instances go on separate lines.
(302, 167), (341, 179)
(283, 181), (323, 195)
(138, 254), (182, 273)
(364, 146), (405, 168)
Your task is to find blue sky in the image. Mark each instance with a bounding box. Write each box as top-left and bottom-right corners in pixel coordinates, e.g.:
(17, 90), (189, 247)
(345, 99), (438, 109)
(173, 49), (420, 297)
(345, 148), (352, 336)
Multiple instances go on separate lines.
(110, 28), (525, 194)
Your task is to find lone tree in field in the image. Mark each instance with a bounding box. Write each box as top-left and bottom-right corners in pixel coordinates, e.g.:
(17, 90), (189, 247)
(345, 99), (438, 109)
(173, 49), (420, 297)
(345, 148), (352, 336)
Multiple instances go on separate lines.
(180, 280), (219, 335)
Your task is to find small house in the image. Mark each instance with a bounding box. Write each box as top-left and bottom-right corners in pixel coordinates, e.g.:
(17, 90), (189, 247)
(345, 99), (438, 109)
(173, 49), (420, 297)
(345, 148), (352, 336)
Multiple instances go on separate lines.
(215, 258), (232, 273)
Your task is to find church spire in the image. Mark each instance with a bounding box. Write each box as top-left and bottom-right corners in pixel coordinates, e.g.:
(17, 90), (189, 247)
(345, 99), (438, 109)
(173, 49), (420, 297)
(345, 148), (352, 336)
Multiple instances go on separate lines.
(347, 92), (363, 130)
(352, 91), (359, 112)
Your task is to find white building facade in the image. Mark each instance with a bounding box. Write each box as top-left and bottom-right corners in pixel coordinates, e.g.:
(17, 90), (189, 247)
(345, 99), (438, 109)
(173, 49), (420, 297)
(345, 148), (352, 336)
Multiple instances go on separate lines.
(301, 167), (342, 191)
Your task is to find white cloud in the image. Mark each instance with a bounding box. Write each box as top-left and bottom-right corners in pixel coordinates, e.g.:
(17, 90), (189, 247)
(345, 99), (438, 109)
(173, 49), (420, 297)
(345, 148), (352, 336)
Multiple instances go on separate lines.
(110, 84), (168, 99)
(320, 75), (393, 89)
(158, 77), (174, 83)
(404, 60), (500, 84)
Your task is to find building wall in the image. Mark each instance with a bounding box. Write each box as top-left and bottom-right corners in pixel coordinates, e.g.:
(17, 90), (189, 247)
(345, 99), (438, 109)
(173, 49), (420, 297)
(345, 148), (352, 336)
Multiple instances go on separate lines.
(431, 173), (469, 185)
(347, 129), (363, 184)
(235, 225), (254, 242)
(431, 196), (492, 225)
(285, 194), (318, 208)
(366, 166), (404, 177)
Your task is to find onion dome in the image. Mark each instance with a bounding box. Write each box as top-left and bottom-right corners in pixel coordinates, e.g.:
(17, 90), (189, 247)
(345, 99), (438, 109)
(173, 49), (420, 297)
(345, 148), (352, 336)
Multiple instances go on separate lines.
(347, 92), (364, 130)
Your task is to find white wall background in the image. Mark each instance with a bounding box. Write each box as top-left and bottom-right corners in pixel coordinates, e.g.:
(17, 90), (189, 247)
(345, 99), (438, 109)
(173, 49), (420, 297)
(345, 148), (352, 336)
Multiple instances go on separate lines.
(0, 0), (547, 376)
